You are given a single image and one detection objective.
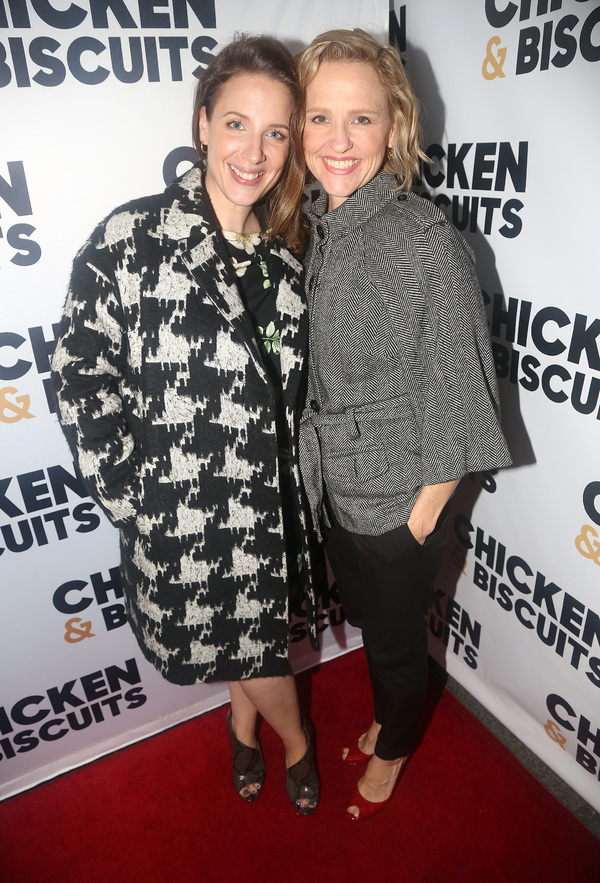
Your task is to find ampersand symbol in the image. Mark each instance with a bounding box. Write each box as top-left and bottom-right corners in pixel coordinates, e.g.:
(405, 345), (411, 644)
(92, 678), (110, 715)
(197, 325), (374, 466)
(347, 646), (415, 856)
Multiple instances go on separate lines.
(0, 386), (35, 423)
(482, 36), (507, 80)
(575, 525), (600, 566)
(64, 617), (96, 643)
(544, 720), (567, 751)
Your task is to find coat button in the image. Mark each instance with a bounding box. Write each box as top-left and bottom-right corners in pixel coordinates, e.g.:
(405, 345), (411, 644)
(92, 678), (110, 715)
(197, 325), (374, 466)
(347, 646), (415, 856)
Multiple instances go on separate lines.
(316, 224), (325, 239)
(310, 400), (320, 413)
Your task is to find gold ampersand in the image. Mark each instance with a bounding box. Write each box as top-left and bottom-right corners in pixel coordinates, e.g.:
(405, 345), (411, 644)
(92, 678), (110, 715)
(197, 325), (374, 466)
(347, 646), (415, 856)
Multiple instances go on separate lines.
(0, 387), (35, 423)
(544, 720), (567, 750)
(482, 37), (507, 80)
(64, 618), (96, 643)
(575, 525), (600, 566)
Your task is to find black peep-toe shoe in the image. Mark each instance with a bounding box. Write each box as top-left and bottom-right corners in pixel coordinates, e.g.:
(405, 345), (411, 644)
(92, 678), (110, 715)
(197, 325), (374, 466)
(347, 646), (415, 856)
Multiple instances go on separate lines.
(226, 709), (265, 803)
(285, 719), (320, 815)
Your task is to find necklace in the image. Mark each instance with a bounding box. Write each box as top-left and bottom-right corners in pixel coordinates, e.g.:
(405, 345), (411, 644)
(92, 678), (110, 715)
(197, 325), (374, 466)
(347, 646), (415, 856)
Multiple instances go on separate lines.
(234, 231), (260, 245)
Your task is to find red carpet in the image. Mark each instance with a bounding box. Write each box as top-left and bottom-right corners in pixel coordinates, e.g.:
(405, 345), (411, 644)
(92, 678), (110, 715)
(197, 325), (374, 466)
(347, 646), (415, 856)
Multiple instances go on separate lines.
(1, 648), (599, 883)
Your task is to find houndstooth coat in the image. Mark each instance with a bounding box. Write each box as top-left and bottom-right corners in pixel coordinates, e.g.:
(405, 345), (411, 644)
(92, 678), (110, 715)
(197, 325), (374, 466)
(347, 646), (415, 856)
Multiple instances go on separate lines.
(51, 165), (319, 685)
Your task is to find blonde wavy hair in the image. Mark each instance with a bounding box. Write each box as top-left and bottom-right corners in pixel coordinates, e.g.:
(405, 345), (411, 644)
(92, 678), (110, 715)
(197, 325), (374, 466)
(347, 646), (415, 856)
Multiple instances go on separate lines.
(296, 29), (427, 191)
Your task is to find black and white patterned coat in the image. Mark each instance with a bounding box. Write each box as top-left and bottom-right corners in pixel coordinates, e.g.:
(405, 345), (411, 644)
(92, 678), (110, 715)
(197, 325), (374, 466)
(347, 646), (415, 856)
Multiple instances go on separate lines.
(51, 165), (319, 685)
(300, 171), (512, 538)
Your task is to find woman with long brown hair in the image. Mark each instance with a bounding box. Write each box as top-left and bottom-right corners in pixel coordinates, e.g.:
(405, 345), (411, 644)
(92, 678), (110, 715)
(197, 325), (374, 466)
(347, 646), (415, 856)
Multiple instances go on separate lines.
(52, 34), (320, 815)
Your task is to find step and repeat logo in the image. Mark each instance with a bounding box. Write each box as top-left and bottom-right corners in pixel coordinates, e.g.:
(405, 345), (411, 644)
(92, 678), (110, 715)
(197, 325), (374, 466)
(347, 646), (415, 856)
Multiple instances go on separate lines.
(0, 161), (41, 266)
(546, 692), (600, 785)
(421, 140), (527, 239)
(1, 159), (54, 422)
(486, 293), (600, 422)
(483, 0), (599, 78)
(422, 1), (599, 237)
(428, 586), (482, 669)
(0, 324), (58, 422)
(455, 514), (600, 688)
(0, 657), (146, 762)
(0, 462), (100, 556)
(0, 383), (35, 424)
(0, 144), (199, 423)
(576, 480), (600, 568)
(398, 0), (528, 240)
(53, 565), (128, 643)
(0, 0), (219, 87)
(426, 473), (498, 669)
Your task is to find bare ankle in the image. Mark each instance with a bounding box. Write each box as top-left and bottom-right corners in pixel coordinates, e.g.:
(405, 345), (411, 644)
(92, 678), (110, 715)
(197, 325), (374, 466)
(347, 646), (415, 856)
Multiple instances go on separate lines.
(231, 715), (258, 750)
(359, 721), (381, 753)
(285, 730), (308, 768)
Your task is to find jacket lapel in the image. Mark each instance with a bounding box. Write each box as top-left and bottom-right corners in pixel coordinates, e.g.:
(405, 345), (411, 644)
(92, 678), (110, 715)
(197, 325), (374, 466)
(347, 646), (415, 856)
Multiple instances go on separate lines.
(182, 230), (245, 323)
(184, 234), (268, 375)
(268, 244), (307, 401)
(166, 166), (305, 385)
(171, 169), (265, 373)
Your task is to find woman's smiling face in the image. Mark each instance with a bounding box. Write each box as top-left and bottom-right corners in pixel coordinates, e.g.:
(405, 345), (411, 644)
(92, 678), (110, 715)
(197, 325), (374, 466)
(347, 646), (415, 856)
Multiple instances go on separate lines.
(303, 61), (395, 211)
(199, 73), (292, 228)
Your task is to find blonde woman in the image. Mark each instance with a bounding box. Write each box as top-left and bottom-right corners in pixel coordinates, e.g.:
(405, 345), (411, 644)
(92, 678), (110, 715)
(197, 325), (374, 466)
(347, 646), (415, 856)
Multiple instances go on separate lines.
(297, 29), (511, 821)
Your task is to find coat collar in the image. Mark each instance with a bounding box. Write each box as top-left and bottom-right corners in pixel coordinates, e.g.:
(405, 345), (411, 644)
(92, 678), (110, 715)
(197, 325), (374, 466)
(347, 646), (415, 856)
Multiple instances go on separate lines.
(164, 165), (305, 384)
(170, 165), (301, 319)
(307, 170), (407, 234)
(165, 164), (301, 273)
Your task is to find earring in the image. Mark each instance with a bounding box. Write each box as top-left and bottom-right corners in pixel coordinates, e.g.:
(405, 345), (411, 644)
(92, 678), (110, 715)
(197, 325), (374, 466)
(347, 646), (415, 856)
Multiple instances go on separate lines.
(387, 147), (394, 161)
(200, 142), (208, 155)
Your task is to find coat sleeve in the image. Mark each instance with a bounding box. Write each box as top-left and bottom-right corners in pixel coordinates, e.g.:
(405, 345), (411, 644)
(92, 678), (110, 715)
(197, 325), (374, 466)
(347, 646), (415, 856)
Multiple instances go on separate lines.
(375, 215), (512, 485)
(51, 236), (140, 527)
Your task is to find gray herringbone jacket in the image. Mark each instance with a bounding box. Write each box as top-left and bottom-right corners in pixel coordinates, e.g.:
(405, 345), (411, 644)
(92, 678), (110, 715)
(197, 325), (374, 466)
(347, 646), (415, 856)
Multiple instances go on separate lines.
(299, 171), (511, 538)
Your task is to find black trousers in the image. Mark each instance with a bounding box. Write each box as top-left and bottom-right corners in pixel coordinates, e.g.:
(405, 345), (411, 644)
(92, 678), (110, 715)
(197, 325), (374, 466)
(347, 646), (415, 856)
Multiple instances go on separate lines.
(325, 505), (450, 760)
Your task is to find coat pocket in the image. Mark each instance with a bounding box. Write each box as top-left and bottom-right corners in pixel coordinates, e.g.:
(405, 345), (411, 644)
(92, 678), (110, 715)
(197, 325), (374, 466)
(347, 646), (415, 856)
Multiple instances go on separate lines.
(319, 399), (416, 500)
(323, 422), (390, 491)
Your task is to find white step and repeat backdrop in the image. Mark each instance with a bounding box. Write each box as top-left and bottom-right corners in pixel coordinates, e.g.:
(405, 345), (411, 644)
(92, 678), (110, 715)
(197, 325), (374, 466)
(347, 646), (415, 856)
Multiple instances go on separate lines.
(2, 0), (599, 813)
(398, 0), (600, 813)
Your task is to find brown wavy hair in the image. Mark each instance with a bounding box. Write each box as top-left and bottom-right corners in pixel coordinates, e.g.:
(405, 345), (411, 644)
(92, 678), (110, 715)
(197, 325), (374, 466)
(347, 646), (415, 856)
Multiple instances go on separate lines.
(192, 34), (308, 254)
(296, 28), (427, 192)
